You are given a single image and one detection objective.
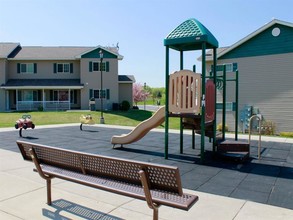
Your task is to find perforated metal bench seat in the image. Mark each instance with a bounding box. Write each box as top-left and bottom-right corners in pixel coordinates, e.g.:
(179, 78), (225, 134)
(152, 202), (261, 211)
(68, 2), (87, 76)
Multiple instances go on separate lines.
(17, 140), (198, 220)
(40, 164), (196, 210)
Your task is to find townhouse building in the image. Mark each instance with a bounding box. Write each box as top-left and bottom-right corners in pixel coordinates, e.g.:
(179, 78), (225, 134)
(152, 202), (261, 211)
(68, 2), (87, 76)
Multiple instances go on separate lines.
(0, 43), (134, 111)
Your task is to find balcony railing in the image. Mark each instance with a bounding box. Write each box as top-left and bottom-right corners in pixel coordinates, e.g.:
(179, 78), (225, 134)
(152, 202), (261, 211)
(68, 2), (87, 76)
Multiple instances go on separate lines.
(17, 101), (71, 111)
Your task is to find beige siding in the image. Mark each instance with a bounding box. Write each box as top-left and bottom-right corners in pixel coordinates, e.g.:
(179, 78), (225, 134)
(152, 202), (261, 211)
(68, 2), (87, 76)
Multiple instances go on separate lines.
(209, 53), (293, 133)
(80, 58), (119, 110)
(119, 83), (133, 107)
(7, 60), (80, 79)
(0, 60), (7, 110)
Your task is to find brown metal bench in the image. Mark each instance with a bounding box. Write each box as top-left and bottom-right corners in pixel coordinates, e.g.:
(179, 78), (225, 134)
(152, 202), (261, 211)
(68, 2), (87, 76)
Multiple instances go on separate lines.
(17, 140), (198, 220)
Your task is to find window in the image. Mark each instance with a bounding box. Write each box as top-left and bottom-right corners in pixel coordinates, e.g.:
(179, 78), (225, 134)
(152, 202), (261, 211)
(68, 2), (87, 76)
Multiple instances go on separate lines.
(53, 90), (69, 101)
(211, 63), (238, 73)
(70, 90), (77, 104)
(216, 102), (236, 111)
(225, 63), (233, 72)
(93, 89), (110, 99)
(17, 63), (36, 74)
(17, 90), (39, 101)
(57, 63), (70, 73)
(53, 63), (73, 73)
(89, 61), (109, 72)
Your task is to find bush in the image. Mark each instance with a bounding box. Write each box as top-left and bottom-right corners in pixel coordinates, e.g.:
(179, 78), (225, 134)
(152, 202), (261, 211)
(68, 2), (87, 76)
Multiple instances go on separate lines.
(261, 120), (275, 135)
(217, 123), (228, 132)
(120, 100), (130, 111)
(279, 132), (293, 138)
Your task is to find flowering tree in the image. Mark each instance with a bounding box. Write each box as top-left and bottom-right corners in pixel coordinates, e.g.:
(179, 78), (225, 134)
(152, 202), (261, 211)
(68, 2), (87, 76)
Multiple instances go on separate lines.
(133, 83), (149, 107)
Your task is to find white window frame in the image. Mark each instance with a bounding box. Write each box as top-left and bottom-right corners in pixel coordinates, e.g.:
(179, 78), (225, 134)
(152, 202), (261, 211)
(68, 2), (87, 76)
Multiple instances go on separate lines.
(225, 63), (233, 73)
(92, 62), (106, 72)
(57, 63), (70, 73)
(20, 63), (34, 74)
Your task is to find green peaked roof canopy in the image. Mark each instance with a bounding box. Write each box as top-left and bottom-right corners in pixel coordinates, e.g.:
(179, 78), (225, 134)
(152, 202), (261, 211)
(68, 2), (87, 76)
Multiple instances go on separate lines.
(164, 18), (218, 51)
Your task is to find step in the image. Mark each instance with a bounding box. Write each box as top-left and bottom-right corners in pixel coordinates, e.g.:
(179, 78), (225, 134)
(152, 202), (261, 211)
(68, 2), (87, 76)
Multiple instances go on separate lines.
(217, 140), (250, 152)
(217, 151), (250, 162)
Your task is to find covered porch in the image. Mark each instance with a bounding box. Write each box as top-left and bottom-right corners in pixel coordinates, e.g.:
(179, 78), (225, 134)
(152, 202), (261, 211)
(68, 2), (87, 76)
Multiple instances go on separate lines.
(1, 79), (84, 111)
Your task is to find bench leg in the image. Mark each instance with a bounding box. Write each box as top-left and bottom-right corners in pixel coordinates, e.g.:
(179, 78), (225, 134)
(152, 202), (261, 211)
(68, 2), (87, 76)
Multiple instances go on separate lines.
(153, 205), (159, 220)
(47, 179), (52, 205)
(139, 170), (161, 220)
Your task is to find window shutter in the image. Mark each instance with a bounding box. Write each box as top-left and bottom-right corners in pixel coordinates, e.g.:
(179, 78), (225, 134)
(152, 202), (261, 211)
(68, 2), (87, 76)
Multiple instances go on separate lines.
(89, 61), (93, 72)
(17, 91), (22, 101)
(106, 61), (109, 72)
(89, 89), (93, 99)
(70, 63), (73, 73)
(74, 90), (77, 103)
(233, 63), (238, 72)
(106, 89), (110, 99)
(53, 63), (57, 73)
(17, 63), (20, 73)
(34, 63), (37, 74)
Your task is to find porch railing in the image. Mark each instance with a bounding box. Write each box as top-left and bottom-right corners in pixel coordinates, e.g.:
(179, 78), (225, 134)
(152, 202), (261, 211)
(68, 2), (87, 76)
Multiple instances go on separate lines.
(17, 101), (71, 111)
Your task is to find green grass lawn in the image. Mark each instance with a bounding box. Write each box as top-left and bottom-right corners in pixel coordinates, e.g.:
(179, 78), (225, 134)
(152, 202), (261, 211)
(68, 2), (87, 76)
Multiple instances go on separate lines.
(2, 110), (180, 130)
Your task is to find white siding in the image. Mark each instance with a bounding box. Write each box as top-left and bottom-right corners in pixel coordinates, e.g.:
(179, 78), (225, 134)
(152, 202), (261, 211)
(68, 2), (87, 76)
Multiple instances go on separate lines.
(211, 53), (293, 133)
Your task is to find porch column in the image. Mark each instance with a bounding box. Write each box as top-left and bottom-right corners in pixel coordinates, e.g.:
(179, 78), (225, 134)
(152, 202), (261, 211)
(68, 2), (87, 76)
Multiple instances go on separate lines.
(68, 89), (71, 110)
(16, 89), (18, 111)
(42, 89), (45, 111)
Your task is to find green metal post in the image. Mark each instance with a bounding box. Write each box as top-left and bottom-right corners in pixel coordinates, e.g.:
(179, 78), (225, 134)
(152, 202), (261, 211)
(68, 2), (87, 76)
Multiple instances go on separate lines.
(213, 47), (217, 152)
(235, 70), (239, 140)
(180, 51), (184, 70)
(222, 65), (226, 140)
(193, 65), (196, 72)
(200, 43), (206, 162)
(164, 46), (170, 159)
(180, 50), (184, 153)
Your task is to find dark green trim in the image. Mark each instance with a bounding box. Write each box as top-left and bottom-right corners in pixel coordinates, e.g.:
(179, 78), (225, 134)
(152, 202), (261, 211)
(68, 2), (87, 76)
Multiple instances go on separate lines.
(89, 89), (93, 99)
(17, 63), (20, 73)
(106, 61), (109, 72)
(89, 61), (92, 72)
(220, 24), (293, 59)
(53, 63), (57, 74)
(70, 63), (73, 73)
(106, 89), (110, 99)
(81, 49), (117, 59)
(34, 63), (37, 73)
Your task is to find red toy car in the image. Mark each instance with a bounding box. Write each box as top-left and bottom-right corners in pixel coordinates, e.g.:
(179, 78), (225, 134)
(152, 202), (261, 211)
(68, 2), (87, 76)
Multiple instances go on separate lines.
(15, 115), (35, 137)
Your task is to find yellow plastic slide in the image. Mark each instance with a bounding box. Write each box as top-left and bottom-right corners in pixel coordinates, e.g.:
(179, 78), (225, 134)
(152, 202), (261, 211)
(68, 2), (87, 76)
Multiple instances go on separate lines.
(111, 106), (165, 146)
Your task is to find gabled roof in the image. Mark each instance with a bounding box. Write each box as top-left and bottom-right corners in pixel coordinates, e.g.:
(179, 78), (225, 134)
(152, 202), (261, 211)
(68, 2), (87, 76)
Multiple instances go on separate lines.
(10, 46), (93, 60)
(0, 43), (20, 58)
(118, 75), (135, 83)
(4, 44), (123, 60)
(77, 46), (123, 60)
(164, 18), (218, 51)
(218, 19), (293, 59)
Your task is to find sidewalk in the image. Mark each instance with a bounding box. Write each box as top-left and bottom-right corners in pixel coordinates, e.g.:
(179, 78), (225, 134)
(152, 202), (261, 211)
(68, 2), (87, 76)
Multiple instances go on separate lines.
(0, 124), (292, 219)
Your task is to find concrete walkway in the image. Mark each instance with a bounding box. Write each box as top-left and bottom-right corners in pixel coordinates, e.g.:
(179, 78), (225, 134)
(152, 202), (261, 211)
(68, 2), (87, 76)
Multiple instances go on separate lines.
(0, 124), (292, 219)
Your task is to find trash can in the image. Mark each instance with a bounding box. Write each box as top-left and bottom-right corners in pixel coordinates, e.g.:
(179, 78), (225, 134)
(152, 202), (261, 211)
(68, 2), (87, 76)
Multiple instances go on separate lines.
(89, 98), (96, 111)
(112, 103), (119, 111)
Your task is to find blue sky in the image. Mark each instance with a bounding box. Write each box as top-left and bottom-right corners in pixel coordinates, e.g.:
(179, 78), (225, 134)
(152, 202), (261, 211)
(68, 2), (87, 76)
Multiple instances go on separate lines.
(1, 0), (293, 87)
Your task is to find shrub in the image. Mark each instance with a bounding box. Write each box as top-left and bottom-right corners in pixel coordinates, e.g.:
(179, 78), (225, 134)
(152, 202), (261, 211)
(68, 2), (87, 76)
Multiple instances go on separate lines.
(120, 100), (130, 111)
(217, 123), (228, 132)
(261, 120), (276, 135)
(280, 132), (293, 138)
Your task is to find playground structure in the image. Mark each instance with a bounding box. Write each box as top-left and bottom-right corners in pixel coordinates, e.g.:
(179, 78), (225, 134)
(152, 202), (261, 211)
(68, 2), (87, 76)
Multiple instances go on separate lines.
(15, 114), (35, 137)
(80, 114), (95, 130)
(164, 18), (253, 162)
(112, 18), (257, 162)
(111, 106), (165, 147)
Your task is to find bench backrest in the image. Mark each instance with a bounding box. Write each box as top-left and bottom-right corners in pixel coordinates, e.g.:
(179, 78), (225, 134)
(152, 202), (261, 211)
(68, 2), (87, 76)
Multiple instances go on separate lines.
(17, 140), (183, 195)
